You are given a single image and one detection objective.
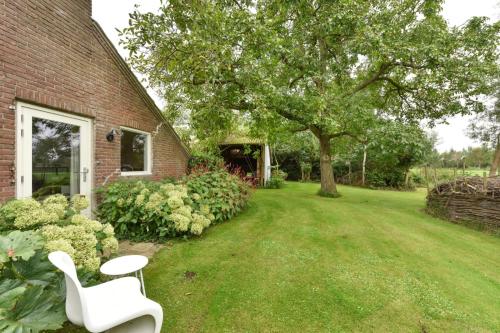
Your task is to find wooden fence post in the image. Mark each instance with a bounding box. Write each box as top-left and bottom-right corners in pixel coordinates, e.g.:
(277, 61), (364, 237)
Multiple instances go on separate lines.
(483, 172), (487, 195)
(424, 166), (429, 194)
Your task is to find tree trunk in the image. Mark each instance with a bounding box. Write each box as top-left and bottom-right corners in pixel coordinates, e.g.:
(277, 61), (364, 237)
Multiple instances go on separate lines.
(348, 161), (352, 184)
(489, 143), (500, 176)
(319, 135), (337, 194)
(362, 145), (367, 186)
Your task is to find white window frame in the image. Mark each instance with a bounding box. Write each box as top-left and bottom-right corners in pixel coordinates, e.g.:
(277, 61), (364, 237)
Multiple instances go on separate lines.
(120, 126), (152, 176)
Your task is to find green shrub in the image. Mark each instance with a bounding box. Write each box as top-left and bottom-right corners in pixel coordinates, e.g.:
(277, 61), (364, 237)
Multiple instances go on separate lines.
(300, 162), (312, 181)
(411, 173), (426, 186)
(98, 181), (209, 240)
(265, 177), (285, 189)
(264, 168), (287, 189)
(366, 170), (405, 188)
(188, 151), (224, 172)
(97, 170), (251, 241)
(186, 169), (251, 222)
(0, 230), (66, 332)
(0, 194), (118, 272)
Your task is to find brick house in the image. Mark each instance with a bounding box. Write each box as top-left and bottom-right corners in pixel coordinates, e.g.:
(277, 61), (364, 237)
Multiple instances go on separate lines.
(0, 0), (189, 208)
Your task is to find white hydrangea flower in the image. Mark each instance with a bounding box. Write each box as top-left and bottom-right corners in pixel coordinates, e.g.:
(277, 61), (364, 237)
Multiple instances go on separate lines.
(102, 237), (119, 253)
(71, 214), (90, 225)
(82, 257), (101, 272)
(102, 224), (115, 237)
(82, 220), (104, 233)
(43, 203), (66, 219)
(190, 222), (204, 235)
(40, 225), (66, 241)
(167, 196), (184, 209)
(45, 239), (76, 258)
(71, 195), (89, 212)
(135, 194), (145, 206)
(14, 209), (59, 229)
(170, 213), (190, 232)
(193, 213), (211, 228)
(167, 190), (183, 198)
(160, 183), (176, 192)
(145, 192), (164, 212)
(43, 194), (68, 208)
(200, 205), (210, 216)
(173, 206), (192, 218)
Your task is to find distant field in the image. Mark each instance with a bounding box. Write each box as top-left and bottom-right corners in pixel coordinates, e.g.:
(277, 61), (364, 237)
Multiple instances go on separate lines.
(411, 167), (490, 179)
(32, 171), (70, 185)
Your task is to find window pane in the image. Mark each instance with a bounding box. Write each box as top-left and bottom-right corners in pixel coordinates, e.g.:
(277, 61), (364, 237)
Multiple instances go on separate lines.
(32, 117), (80, 200)
(121, 130), (147, 172)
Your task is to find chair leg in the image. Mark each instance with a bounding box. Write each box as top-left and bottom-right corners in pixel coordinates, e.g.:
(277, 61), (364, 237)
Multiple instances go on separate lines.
(139, 269), (146, 297)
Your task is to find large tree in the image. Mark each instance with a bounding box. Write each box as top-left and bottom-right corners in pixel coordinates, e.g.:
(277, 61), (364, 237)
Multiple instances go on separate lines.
(468, 92), (500, 176)
(121, 0), (499, 195)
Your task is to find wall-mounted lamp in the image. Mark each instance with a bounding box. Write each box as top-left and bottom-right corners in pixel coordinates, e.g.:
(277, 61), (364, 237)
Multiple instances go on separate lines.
(106, 128), (118, 142)
(230, 148), (241, 156)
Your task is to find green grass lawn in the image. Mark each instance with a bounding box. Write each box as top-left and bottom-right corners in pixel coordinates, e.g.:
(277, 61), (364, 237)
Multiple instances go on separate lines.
(59, 182), (500, 332)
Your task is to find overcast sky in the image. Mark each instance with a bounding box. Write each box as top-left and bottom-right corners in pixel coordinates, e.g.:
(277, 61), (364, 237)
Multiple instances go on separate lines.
(92, 0), (500, 152)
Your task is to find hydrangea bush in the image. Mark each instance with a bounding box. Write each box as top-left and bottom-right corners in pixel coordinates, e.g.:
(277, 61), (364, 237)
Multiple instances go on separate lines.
(97, 169), (251, 241)
(186, 168), (251, 222)
(0, 194), (118, 272)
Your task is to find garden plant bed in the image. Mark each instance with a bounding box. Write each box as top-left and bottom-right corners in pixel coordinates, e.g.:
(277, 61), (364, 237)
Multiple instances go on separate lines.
(57, 182), (499, 332)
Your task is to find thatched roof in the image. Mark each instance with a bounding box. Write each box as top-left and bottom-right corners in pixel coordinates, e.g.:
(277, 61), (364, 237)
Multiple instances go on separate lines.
(220, 134), (265, 145)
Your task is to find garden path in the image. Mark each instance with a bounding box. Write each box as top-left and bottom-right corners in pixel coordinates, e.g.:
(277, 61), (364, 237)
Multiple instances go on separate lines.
(118, 240), (164, 258)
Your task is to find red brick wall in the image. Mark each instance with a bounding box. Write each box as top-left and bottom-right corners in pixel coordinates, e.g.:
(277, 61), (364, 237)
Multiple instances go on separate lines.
(0, 0), (189, 203)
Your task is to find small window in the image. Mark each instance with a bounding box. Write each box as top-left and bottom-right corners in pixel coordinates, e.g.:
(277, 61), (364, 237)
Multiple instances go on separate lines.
(120, 127), (151, 175)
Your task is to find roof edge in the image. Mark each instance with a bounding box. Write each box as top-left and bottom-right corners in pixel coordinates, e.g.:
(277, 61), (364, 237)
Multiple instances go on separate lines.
(90, 19), (190, 157)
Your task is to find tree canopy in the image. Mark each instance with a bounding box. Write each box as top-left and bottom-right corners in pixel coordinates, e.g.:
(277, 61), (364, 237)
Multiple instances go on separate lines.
(121, 0), (500, 194)
(468, 92), (500, 175)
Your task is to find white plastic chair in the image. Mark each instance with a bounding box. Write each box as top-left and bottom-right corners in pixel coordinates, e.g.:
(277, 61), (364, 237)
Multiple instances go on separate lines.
(48, 251), (163, 333)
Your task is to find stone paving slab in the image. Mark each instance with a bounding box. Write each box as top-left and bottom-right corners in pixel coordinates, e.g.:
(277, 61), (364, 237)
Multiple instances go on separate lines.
(118, 240), (164, 258)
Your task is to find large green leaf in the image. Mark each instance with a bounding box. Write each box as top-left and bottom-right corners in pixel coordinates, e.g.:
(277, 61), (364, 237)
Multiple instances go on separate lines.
(2, 251), (59, 286)
(0, 279), (26, 309)
(0, 285), (65, 333)
(0, 231), (44, 263)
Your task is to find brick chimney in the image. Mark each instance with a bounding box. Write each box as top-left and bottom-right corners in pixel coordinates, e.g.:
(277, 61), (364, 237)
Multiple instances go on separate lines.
(50, 0), (92, 22)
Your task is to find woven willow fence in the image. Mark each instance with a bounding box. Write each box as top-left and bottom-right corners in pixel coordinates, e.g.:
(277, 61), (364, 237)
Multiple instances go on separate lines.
(426, 176), (500, 229)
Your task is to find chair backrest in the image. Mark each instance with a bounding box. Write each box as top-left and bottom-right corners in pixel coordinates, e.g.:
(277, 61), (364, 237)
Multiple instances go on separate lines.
(48, 251), (85, 326)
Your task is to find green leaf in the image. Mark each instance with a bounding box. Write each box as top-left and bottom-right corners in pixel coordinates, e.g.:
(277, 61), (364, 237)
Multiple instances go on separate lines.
(0, 231), (44, 263)
(2, 251), (59, 286)
(0, 279), (26, 309)
(0, 285), (65, 333)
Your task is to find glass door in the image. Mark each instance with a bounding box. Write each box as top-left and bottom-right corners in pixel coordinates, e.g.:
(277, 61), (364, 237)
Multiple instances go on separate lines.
(16, 103), (92, 210)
